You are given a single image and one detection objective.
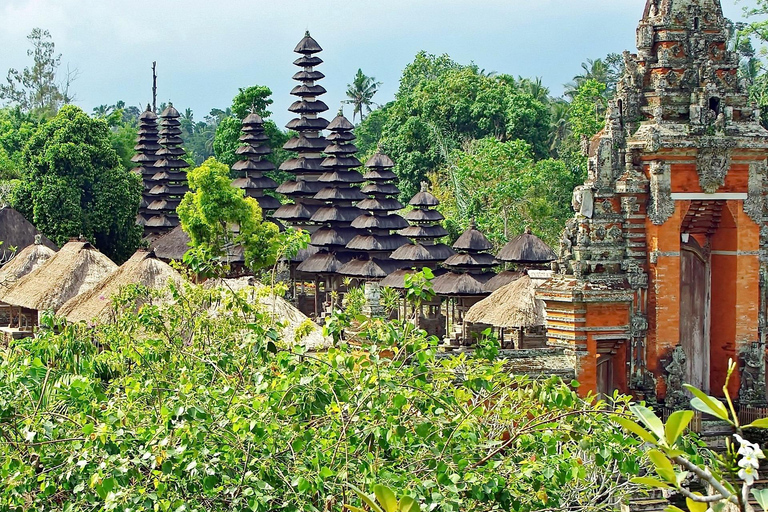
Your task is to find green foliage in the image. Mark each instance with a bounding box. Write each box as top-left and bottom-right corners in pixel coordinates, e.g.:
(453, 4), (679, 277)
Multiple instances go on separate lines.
(568, 79), (608, 141)
(617, 359), (768, 512)
(0, 28), (72, 118)
(0, 277), (644, 512)
(342, 286), (366, 317)
(344, 69), (382, 123)
(12, 104), (141, 263)
(0, 107), (38, 179)
(177, 157), (282, 277)
(356, 53), (551, 199)
(431, 137), (580, 247)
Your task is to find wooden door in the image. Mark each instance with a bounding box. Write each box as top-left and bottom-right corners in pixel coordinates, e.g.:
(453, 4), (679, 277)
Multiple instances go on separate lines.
(680, 238), (710, 392)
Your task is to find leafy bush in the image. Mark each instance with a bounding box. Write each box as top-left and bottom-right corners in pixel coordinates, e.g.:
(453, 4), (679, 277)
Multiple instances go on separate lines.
(0, 279), (645, 511)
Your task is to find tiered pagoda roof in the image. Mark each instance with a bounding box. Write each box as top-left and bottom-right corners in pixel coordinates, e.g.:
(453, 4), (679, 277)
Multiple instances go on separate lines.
(296, 114), (365, 274)
(143, 105), (189, 238)
(432, 221), (497, 296)
(274, 31), (329, 230)
(485, 228), (556, 292)
(339, 153), (409, 279)
(381, 182), (454, 289)
(232, 112), (280, 215)
(132, 106), (161, 227)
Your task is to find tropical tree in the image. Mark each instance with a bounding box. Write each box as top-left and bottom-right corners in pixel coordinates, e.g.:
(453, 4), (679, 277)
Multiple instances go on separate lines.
(564, 54), (623, 99)
(344, 69), (382, 123)
(12, 105), (142, 263)
(0, 28), (74, 117)
(431, 137), (579, 246)
(356, 56), (551, 198)
(177, 157), (281, 277)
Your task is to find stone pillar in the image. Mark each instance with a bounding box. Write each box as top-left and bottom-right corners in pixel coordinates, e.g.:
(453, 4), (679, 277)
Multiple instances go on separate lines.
(362, 281), (384, 318)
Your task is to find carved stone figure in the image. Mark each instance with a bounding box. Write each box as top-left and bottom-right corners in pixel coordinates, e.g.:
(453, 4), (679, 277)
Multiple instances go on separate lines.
(665, 346), (688, 410)
(739, 343), (767, 407)
(572, 185), (594, 218)
(696, 146), (732, 193)
(648, 161), (675, 225)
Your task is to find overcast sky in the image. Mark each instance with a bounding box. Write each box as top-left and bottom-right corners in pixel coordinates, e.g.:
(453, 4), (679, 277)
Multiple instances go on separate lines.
(0, 0), (758, 127)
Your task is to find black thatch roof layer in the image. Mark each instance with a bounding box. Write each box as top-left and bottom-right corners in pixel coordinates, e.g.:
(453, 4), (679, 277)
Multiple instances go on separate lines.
(0, 208), (57, 260)
(132, 105), (162, 226)
(142, 104), (189, 238)
(432, 271), (494, 296)
(232, 110), (278, 220)
(338, 257), (401, 279)
(453, 222), (493, 252)
(495, 228), (557, 264)
(483, 270), (523, 293)
(276, 31), (329, 233)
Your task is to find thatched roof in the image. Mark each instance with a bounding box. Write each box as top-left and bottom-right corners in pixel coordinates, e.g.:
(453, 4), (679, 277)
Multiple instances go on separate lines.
(432, 271), (493, 296)
(453, 223), (493, 252)
(465, 275), (546, 328)
(483, 270), (523, 293)
(0, 243), (56, 301)
(3, 241), (117, 312)
(0, 207), (57, 259)
(151, 225), (247, 264)
(58, 250), (183, 324)
(496, 229), (556, 264)
(206, 277), (330, 350)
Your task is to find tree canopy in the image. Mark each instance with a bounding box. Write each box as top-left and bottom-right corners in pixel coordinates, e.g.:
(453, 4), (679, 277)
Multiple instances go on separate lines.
(177, 157), (282, 276)
(12, 105), (141, 263)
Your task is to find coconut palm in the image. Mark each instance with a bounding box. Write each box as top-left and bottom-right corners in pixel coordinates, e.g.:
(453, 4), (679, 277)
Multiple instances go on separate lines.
(343, 69), (382, 123)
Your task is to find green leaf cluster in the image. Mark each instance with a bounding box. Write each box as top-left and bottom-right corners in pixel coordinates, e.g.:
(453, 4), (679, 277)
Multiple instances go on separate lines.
(0, 278), (645, 512)
(12, 104), (142, 263)
(177, 157), (281, 276)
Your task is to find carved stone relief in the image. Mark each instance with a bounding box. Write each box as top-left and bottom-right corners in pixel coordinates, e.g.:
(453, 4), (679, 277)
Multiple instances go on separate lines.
(696, 146), (732, 193)
(648, 161), (675, 225)
(744, 160), (767, 224)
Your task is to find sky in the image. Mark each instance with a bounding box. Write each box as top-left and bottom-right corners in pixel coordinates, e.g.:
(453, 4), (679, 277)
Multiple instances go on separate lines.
(0, 0), (759, 128)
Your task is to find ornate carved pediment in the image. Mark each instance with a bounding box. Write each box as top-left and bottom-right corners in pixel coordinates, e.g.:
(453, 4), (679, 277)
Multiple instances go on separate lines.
(744, 160), (767, 224)
(696, 146), (732, 193)
(648, 161), (675, 225)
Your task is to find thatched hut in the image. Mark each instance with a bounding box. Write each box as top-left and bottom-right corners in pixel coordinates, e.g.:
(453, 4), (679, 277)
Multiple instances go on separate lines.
(1, 241), (117, 333)
(0, 242), (57, 327)
(0, 207), (57, 263)
(58, 250), (183, 324)
(465, 273), (550, 349)
(205, 277), (330, 350)
(488, 228), (556, 293)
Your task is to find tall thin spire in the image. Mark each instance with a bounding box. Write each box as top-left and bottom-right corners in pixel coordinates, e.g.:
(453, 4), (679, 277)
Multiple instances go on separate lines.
(231, 112), (280, 215)
(274, 31), (330, 231)
(143, 104), (189, 238)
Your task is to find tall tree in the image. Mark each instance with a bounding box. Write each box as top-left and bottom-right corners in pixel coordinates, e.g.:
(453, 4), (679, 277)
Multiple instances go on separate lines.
(177, 157), (281, 276)
(0, 29), (72, 118)
(13, 105), (141, 263)
(343, 69), (382, 123)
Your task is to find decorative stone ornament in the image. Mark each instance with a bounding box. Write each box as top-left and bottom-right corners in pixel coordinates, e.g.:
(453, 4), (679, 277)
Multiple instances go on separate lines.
(696, 146), (732, 193)
(648, 161), (675, 225)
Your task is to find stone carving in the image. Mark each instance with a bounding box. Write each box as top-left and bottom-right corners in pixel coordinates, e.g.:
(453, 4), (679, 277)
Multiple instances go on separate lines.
(664, 346), (689, 410)
(572, 185), (594, 218)
(621, 196), (640, 216)
(744, 160), (767, 224)
(648, 161), (675, 225)
(739, 343), (767, 407)
(623, 260), (649, 289)
(607, 226), (623, 242)
(630, 313), (649, 338)
(601, 199), (614, 214)
(696, 146), (732, 193)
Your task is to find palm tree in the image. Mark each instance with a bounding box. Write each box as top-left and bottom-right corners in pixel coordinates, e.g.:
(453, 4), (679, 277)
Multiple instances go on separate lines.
(517, 77), (551, 103)
(343, 69), (382, 123)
